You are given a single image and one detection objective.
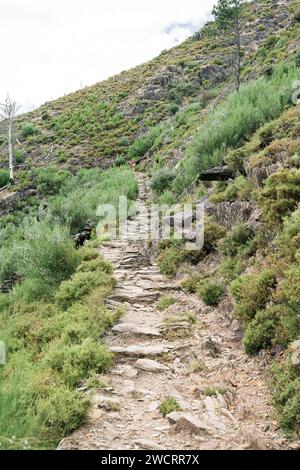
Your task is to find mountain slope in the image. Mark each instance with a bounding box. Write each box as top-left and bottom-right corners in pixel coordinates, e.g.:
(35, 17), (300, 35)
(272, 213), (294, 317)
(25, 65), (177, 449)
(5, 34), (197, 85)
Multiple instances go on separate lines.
(0, 0), (298, 174)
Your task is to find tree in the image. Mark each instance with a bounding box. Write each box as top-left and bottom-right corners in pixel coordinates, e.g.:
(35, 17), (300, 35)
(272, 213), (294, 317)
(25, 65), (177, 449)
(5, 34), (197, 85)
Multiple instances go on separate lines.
(212, 0), (245, 92)
(0, 95), (21, 182)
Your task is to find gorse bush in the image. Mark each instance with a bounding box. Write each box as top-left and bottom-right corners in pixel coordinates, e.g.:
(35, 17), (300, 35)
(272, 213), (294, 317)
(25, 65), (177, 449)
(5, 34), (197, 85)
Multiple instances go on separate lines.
(44, 338), (112, 387)
(259, 169), (300, 226)
(230, 269), (276, 322)
(198, 280), (225, 306)
(55, 270), (116, 310)
(21, 123), (38, 139)
(0, 169), (10, 187)
(35, 167), (72, 196)
(270, 361), (300, 435)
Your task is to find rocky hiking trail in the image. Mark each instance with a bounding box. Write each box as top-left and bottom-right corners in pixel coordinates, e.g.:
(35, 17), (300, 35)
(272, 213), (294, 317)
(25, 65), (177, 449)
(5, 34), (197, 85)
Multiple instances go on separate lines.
(58, 174), (292, 451)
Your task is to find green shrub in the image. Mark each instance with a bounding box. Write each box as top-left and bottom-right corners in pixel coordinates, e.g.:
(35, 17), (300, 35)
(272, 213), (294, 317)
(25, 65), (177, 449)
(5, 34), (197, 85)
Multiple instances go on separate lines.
(55, 271), (115, 310)
(259, 169), (300, 226)
(220, 224), (253, 257)
(36, 386), (89, 437)
(14, 149), (25, 164)
(15, 222), (79, 289)
(0, 169), (10, 187)
(276, 266), (300, 310)
(157, 296), (176, 311)
(181, 273), (203, 293)
(270, 361), (300, 435)
(157, 190), (176, 205)
(210, 176), (253, 203)
(21, 123), (38, 139)
(219, 257), (244, 282)
(78, 246), (99, 262)
(198, 280), (225, 306)
(230, 269), (276, 322)
(128, 126), (162, 159)
(203, 218), (226, 253)
(150, 167), (175, 195)
(159, 397), (182, 416)
(35, 167), (72, 196)
(243, 308), (277, 355)
(44, 338), (112, 387)
(168, 103), (179, 115)
(157, 245), (183, 277)
(76, 257), (113, 275)
(115, 156), (126, 167)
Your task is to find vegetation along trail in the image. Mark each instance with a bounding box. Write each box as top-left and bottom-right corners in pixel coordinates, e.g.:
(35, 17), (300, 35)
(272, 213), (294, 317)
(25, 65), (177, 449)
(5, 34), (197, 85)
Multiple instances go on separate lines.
(58, 174), (293, 451)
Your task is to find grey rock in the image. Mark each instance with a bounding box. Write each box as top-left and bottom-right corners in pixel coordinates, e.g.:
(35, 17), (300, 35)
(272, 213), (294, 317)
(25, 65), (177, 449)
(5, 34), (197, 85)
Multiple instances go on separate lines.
(110, 343), (173, 357)
(135, 358), (170, 372)
(134, 439), (164, 450)
(166, 411), (182, 424)
(198, 64), (227, 85)
(206, 201), (254, 229)
(112, 323), (161, 337)
(175, 413), (212, 435)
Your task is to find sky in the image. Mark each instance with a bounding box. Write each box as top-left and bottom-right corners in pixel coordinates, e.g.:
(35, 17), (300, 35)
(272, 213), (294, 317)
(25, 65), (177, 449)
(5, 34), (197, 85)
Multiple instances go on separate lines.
(0, 0), (216, 111)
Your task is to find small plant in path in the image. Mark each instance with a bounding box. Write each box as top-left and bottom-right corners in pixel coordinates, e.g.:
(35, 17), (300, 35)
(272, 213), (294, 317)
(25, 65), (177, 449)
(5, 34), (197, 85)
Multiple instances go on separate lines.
(159, 397), (182, 416)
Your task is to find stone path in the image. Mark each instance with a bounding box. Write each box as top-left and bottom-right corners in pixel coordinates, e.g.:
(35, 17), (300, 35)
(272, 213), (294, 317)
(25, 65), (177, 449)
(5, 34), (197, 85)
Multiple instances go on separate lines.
(58, 174), (292, 451)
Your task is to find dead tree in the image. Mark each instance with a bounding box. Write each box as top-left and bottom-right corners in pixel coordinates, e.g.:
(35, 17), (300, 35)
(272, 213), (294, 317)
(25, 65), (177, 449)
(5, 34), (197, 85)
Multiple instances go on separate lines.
(0, 96), (21, 182)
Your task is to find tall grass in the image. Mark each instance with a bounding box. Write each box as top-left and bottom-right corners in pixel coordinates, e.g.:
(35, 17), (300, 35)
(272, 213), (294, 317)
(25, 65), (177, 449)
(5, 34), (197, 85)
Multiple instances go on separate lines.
(48, 166), (138, 233)
(173, 64), (300, 193)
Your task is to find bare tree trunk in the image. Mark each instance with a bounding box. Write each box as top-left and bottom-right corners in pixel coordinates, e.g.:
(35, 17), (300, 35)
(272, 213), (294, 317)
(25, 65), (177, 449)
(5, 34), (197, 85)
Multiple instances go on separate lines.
(0, 96), (20, 183)
(8, 117), (14, 181)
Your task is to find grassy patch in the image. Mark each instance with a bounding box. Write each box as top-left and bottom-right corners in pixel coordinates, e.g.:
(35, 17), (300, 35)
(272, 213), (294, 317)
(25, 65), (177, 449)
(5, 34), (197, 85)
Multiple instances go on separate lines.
(159, 398), (182, 416)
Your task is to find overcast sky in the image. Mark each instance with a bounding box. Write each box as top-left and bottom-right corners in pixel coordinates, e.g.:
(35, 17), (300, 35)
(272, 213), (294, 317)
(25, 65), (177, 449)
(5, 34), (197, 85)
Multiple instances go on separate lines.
(0, 0), (216, 110)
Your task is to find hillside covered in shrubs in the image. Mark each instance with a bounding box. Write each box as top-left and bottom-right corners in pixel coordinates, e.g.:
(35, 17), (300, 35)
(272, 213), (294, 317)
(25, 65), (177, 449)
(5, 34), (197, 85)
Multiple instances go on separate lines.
(1, 0), (300, 449)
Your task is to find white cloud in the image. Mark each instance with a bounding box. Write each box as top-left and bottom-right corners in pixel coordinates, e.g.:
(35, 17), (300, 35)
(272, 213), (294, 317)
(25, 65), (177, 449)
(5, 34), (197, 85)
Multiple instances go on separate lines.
(0, 0), (216, 110)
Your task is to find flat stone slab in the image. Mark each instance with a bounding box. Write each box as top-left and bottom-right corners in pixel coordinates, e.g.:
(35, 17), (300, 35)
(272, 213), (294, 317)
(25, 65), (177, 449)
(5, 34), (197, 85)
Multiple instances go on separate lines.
(168, 412), (212, 436)
(135, 358), (170, 372)
(111, 364), (138, 378)
(112, 323), (161, 337)
(134, 439), (164, 451)
(109, 343), (173, 357)
(110, 289), (160, 304)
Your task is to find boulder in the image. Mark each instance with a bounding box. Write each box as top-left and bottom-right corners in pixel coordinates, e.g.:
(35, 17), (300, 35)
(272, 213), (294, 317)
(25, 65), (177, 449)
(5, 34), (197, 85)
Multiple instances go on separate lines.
(206, 201), (254, 229)
(198, 166), (234, 182)
(174, 413), (212, 435)
(198, 64), (227, 86)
